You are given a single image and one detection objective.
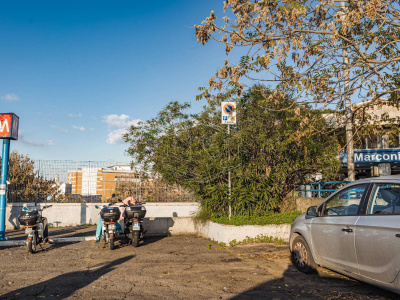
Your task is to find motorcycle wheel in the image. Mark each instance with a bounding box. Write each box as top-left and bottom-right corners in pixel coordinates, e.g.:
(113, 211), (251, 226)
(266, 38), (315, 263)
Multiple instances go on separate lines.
(102, 231), (108, 248)
(109, 235), (114, 250)
(132, 233), (139, 247)
(28, 232), (37, 254)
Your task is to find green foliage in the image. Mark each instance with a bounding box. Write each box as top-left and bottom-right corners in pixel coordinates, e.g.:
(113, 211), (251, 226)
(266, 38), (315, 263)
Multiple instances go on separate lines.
(124, 85), (340, 218)
(211, 211), (302, 226)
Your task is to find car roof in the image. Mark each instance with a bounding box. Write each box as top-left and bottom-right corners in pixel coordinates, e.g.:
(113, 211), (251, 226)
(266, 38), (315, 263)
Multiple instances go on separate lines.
(349, 175), (400, 185)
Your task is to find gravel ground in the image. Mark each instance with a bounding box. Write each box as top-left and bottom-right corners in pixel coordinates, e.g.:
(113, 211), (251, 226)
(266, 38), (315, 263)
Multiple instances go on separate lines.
(0, 226), (397, 299)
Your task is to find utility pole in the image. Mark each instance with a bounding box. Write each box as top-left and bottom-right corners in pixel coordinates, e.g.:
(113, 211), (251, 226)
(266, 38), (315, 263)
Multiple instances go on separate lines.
(228, 124), (232, 219)
(341, 1), (355, 181)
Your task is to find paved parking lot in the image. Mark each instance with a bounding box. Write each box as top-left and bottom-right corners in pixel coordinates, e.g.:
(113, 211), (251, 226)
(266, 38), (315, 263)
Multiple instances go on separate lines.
(0, 227), (398, 299)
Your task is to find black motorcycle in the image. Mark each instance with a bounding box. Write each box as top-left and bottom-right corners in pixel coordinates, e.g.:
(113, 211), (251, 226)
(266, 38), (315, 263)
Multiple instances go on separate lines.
(18, 205), (52, 253)
(123, 201), (147, 247)
(98, 203), (121, 250)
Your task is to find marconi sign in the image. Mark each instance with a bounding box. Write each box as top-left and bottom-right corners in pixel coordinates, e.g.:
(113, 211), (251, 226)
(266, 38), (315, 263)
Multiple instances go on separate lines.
(342, 148), (400, 166)
(354, 151), (400, 163)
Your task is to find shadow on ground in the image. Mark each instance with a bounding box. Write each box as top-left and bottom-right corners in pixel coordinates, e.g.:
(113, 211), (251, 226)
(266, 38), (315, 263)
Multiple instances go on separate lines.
(229, 267), (399, 300)
(5, 225), (96, 241)
(0, 255), (134, 300)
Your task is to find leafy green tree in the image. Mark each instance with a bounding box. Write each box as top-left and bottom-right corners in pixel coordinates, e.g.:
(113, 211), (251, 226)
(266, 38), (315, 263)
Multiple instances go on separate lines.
(195, 0), (400, 180)
(194, 0), (400, 107)
(2, 151), (61, 202)
(124, 86), (340, 217)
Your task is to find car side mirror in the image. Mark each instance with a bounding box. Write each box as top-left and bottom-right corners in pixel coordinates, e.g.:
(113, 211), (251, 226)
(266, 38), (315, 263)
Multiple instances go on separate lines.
(306, 206), (317, 217)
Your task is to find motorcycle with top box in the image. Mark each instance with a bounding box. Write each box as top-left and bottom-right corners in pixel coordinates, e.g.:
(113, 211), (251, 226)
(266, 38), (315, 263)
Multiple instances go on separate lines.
(98, 204), (121, 250)
(123, 199), (147, 247)
(18, 204), (52, 253)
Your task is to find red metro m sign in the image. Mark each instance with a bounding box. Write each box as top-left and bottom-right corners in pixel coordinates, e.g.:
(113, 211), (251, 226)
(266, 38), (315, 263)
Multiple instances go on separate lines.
(0, 113), (19, 140)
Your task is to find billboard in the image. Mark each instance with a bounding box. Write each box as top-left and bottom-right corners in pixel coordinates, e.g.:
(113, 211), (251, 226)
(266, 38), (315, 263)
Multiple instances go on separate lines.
(0, 113), (19, 140)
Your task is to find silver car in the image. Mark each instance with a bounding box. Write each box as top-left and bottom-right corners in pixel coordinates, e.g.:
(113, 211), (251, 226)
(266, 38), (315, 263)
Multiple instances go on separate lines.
(290, 176), (400, 294)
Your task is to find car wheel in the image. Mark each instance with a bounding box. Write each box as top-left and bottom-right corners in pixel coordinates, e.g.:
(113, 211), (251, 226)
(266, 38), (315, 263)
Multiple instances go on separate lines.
(291, 235), (317, 273)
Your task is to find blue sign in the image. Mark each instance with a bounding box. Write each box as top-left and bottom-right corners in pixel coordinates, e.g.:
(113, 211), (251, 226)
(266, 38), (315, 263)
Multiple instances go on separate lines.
(224, 104), (234, 114)
(342, 148), (400, 167)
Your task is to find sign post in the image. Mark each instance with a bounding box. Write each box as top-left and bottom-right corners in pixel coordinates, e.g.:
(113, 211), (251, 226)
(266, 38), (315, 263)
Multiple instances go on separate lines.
(0, 113), (19, 241)
(221, 102), (236, 220)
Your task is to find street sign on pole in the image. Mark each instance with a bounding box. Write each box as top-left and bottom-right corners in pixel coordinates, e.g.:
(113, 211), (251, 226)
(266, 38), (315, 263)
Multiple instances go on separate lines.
(221, 102), (236, 124)
(221, 102), (236, 219)
(0, 113), (18, 241)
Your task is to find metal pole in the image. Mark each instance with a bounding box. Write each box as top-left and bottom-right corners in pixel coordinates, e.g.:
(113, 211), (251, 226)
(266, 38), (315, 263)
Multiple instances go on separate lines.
(228, 124), (232, 219)
(35, 160), (40, 205)
(0, 139), (10, 240)
(341, 1), (355, 181)
(318, 182), (321, 198)
(139, 169), (142, 201)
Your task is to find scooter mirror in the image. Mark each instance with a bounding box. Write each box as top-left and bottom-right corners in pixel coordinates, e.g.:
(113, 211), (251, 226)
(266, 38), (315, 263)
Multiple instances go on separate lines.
(23, 207), (29, 211)
(95, 205), (99, 209)
(46, 195), (52, 201)
(111, 193), (116, 198)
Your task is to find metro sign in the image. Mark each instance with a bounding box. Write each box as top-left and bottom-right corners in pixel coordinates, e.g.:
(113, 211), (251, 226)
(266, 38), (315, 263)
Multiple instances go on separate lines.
(0, 113), (19, 140)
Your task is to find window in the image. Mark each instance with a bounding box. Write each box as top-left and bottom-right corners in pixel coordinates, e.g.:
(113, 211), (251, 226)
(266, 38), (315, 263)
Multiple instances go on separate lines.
(323, 184), (367, 216)
(367, 183), (400, 215)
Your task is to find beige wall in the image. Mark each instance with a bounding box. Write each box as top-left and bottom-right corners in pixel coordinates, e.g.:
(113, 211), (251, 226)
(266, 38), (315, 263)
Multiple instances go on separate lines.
(295, 197), (325, 213)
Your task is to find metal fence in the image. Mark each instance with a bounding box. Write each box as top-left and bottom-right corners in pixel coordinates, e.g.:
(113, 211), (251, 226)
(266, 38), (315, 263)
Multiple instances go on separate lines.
(6, 160), (198, 203)
(295, 181), (352, 198)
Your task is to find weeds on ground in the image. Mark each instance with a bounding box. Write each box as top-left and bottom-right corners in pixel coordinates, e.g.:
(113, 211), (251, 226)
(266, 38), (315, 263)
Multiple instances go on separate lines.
(229, 235), (286, 247)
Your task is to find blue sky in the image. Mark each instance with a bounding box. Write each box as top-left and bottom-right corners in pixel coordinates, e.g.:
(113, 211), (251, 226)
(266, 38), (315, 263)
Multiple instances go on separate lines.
(0, 0), (229, 162)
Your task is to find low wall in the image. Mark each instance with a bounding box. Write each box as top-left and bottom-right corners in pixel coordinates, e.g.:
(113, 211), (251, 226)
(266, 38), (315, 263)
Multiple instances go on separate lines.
(5, 202), (200, 230)
(196, 221), (291, 244)
(135, 217), (290, 244)
(5, 202), (293, 244)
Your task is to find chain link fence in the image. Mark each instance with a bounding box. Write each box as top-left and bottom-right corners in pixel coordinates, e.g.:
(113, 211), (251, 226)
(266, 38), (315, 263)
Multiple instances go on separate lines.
(7, 160), (198, 203)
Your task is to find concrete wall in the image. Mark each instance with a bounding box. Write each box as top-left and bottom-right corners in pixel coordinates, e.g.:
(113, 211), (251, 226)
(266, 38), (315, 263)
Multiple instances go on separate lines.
(195, 221), (291, 244)
(6, 199), (321, 229)
(6, 202), (200, 229)
(5, 202), (293, 243)
(134, 217), (290, 244)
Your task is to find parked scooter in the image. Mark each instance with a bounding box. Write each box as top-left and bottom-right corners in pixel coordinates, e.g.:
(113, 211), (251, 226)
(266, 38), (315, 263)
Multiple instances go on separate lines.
(18, 204), (52, 253)
(122, 199), (147, 247)
(97, 203), (121, 250)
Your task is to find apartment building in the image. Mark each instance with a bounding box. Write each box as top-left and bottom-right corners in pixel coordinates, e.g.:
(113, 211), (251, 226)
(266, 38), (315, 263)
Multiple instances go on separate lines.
(96, 165), (140, 201)
(68, 167), (100, 196)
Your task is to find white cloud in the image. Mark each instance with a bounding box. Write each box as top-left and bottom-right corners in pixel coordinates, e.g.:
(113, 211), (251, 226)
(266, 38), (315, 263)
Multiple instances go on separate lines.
(50, 125), (68, 133)
(23, 139), (43, 147)
(18, 131), (52, 147)
(1, 93), (19, 101)
(68, 113), (82, 118)
(107, 128), (128, 145)
(103, 114), (141, 144)
(72, 125), (85, 131)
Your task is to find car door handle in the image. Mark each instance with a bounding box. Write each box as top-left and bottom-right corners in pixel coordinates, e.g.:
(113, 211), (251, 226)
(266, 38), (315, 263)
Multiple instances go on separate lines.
(342, 228), (353, 233)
